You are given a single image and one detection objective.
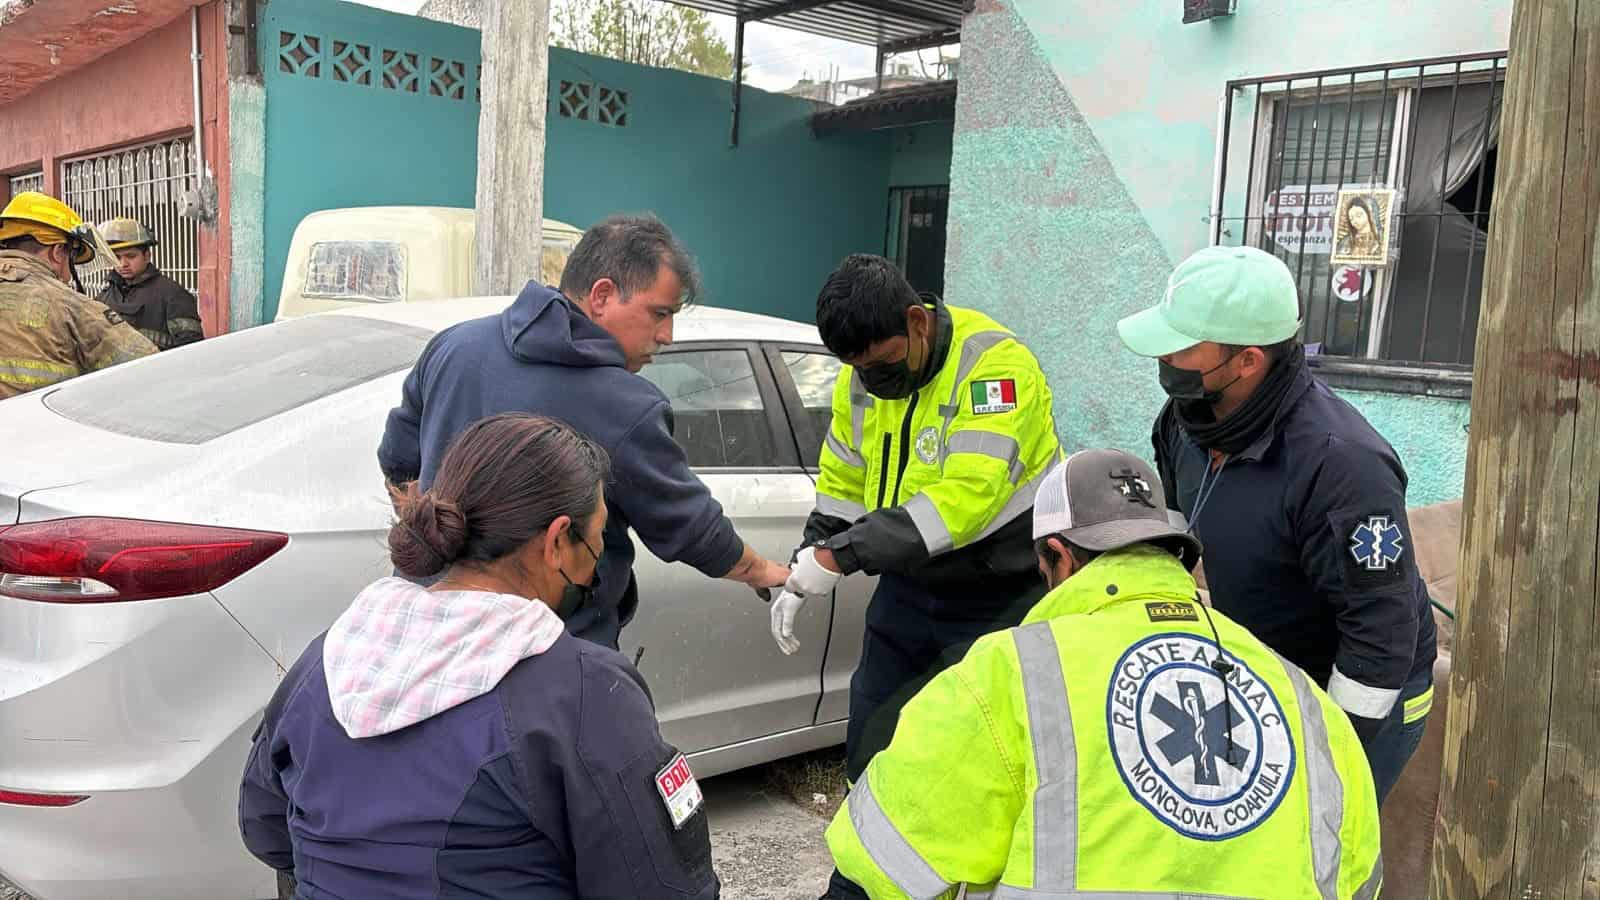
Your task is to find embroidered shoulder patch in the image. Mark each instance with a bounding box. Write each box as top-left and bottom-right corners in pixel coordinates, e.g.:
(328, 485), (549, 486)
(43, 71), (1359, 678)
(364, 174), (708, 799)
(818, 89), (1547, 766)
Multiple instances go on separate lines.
(1145, 602), (1198, 622)
(970, 379), (1017, 414)
(655, 752), (704, 830)
(1349, 515), (1405, 572)
(104, 309), (125, 326)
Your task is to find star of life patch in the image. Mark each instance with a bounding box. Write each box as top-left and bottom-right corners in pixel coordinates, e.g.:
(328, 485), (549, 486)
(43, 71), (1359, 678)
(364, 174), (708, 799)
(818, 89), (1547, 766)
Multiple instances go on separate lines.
(1107, 632), (1295, 841)
(970, 379), (1017, 414)
(655, 752), (704, 830)
(1349, 515), (1405, 571)
(914, 426), (940, 464)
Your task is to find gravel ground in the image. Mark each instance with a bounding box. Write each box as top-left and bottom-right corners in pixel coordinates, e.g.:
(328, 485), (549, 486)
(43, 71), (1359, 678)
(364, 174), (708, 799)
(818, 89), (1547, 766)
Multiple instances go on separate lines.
(0, 754), (846, 900)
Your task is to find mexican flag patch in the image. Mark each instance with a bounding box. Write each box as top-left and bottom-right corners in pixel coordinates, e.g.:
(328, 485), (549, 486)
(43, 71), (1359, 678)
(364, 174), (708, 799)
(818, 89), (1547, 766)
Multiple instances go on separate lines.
(970, 379), (1018, 414)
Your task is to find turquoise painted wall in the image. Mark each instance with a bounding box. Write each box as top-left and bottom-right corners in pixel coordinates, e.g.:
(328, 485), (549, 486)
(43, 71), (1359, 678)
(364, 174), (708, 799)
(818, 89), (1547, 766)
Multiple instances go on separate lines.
(946, 0), (1510, 505)
(259, 0), (900, 323)
(889, 122), (953, 187)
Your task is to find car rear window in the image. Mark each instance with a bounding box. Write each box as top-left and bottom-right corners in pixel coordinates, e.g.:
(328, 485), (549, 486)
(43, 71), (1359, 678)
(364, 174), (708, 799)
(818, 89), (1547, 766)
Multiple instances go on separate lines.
(45, 316), (432, 444)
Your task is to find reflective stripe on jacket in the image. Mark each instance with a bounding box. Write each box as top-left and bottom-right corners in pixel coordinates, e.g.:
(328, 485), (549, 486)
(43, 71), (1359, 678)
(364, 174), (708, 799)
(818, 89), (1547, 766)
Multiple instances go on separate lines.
(808, 303), (1062, 583)
(826, 545), (1383, 899)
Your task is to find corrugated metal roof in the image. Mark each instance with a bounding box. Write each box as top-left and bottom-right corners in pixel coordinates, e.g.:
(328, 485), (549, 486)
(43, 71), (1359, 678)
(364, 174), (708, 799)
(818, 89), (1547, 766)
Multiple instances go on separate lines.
(668, 0), (965, 47)
(811, 79), (956, 135)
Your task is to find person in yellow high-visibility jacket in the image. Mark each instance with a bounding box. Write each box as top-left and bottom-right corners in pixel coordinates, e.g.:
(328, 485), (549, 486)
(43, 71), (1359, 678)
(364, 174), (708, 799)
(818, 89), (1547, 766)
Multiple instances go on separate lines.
(770, 255), (1063, 899)
(826, 448), (1383, 900)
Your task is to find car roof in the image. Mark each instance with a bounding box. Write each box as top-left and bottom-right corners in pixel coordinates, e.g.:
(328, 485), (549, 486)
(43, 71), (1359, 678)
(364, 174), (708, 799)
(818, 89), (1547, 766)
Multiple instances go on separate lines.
(327, 295), (824, 346)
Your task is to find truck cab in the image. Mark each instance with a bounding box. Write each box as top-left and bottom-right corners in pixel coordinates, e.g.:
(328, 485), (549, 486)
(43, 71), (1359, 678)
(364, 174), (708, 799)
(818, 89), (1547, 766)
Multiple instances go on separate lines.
(274, 206), (584, 320)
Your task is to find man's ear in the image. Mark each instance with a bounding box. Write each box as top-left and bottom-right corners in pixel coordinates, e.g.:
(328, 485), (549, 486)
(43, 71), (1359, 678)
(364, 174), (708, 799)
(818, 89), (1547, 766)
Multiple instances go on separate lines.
(906, 303), (930, 338)
(1240, 346), (1271, 378)
(587, 278), (619, 314)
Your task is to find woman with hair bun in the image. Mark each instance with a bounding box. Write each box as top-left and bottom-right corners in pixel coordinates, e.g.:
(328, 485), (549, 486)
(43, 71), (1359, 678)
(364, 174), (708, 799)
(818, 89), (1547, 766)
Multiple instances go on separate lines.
(239, 413), (719, 898)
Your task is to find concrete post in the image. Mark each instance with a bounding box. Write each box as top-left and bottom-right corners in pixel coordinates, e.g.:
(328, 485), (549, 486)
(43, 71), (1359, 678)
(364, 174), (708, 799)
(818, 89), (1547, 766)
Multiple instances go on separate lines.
(473, 0), (549, 296)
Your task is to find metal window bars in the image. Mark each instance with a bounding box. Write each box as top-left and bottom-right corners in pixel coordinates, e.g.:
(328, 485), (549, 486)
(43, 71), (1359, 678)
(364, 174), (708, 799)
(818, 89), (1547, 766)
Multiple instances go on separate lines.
(6, 171), (44, 198)
(885, 185), (951, 293)
(1212, 51), (1507, 369)
(59, 138), (201, 299)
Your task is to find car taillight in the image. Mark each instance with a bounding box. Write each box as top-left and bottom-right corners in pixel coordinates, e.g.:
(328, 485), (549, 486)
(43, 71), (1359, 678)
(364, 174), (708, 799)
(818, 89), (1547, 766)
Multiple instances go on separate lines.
(0, 790), (88, 808)
(0, 517), (288, 603)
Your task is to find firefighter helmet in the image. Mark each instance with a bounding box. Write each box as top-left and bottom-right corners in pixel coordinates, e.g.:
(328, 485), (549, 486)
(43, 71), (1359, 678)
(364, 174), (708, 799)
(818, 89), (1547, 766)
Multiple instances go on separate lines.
(99, 217), (159, 252)
(0, 192), (100, 265)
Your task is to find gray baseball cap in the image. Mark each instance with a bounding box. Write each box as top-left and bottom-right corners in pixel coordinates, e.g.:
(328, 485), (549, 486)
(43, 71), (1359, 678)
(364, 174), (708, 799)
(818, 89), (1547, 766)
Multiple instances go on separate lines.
(1032, 449), (1202, 564)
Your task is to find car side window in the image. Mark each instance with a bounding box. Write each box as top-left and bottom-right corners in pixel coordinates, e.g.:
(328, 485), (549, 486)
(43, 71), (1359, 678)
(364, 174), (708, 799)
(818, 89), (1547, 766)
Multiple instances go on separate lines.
(640, 349), (780, 468)
(781, 351), (842, 469)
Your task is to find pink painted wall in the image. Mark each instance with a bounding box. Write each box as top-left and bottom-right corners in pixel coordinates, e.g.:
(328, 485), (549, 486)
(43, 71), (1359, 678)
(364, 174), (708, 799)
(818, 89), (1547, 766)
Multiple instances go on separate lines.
(0, 2), (232, 334)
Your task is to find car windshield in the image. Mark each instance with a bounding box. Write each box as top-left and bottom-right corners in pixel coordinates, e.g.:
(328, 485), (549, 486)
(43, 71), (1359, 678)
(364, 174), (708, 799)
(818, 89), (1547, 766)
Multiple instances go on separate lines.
(45, 316), (432, 444)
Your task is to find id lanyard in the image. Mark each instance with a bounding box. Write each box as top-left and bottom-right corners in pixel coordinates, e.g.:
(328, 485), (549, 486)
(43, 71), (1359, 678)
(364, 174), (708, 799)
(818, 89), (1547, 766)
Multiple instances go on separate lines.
(1187, 455), (1227, 535)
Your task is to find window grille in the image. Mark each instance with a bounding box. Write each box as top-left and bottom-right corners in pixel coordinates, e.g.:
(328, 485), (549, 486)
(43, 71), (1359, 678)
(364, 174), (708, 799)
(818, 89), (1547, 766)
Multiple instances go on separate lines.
(60, 138), (201, 298)
(1213, 52), (1506, 368)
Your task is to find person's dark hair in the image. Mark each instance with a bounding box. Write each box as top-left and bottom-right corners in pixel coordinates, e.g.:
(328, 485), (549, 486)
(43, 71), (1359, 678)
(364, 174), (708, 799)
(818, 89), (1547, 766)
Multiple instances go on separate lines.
(558, 213), (701, 307)
(1034, 536), (1102, 573)
(1034, 534), (1194, 573)
(1219, 337), (1299, 368)
(389, 414), (611, 578)
(815, 253), (921, 359)
(0, 236), (46, 255)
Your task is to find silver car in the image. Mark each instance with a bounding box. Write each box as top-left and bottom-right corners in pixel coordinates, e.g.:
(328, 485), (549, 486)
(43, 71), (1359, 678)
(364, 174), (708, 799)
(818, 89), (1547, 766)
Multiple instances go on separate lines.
(0, 299), (868, 900)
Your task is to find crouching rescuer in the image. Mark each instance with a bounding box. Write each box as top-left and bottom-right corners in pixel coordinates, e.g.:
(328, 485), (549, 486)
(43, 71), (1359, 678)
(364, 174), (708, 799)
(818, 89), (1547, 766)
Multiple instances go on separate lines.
(769, 254), (1063, 900)
(825, 449), (1383, 899)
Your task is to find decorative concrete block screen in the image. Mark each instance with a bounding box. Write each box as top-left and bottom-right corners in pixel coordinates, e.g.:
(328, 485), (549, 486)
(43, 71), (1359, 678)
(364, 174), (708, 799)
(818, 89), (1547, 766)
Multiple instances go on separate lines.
(258, 0), (904, 328)
(559, 80), (630, 127)
(277, 30), (477, 102)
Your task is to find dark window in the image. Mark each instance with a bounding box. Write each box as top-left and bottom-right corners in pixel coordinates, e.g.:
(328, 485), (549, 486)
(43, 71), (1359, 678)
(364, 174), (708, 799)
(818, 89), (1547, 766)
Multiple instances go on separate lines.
(781, 351), (842, 469)
(640, 349), (780, 468)
(886, 185), (950, 296)
(1215, 52), (1505, 369)
(46, 317), (431, 444)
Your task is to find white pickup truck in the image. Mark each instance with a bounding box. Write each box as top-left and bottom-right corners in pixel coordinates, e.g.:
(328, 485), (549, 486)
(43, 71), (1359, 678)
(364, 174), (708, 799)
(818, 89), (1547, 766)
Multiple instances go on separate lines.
(274, 206), (584, 320)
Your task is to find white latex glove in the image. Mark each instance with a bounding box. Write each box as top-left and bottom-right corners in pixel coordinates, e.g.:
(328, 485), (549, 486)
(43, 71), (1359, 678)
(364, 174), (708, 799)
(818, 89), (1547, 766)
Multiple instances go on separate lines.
(787, 546), (843, 597)
(770, 590), (807, 655)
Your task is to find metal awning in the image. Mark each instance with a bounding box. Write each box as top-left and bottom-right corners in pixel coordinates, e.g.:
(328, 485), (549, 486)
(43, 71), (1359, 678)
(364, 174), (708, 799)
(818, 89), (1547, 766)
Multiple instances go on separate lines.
(698, 0), (967, 146)
(671, 0), (964, 48)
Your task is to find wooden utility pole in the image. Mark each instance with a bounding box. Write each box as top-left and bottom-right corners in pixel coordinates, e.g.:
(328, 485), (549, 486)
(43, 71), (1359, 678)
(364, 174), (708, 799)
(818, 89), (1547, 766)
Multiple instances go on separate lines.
(1431, 0), (1600, 896)
(472, 0), (549, 296)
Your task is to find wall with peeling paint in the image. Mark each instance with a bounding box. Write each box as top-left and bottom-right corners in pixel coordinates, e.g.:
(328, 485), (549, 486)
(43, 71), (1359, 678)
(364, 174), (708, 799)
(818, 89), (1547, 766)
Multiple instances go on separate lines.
(947, 0), (1510, 505)
(0, 1), (234, 335)
(257, 0), (935, 324)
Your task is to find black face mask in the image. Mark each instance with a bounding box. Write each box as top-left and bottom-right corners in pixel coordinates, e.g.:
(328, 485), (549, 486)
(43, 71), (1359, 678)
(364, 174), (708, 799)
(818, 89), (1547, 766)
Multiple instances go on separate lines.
(1157, 350), (1244, 404)
(556, 532), (602, 621)
(858, 327), (932, 400)
(857, 357), (918, 399)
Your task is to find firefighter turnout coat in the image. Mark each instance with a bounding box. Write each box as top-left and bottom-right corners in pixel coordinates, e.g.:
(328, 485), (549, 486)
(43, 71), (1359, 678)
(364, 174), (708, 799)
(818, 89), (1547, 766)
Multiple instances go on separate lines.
(0, 250), (155, 399)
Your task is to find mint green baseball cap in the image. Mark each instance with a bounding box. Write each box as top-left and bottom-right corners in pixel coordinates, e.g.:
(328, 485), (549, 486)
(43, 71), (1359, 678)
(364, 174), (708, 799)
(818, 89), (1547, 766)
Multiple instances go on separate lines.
(1117, 246), (1302, 358)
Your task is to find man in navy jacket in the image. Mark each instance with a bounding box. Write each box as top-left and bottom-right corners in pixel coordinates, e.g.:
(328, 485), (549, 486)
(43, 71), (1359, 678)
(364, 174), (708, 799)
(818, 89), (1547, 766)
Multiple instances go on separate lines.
(378, 215), (789, 648)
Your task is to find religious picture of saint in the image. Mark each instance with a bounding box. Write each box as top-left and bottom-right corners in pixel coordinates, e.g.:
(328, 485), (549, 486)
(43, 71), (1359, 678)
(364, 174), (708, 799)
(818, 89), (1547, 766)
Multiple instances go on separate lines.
(1330, 188), (1395, 266)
